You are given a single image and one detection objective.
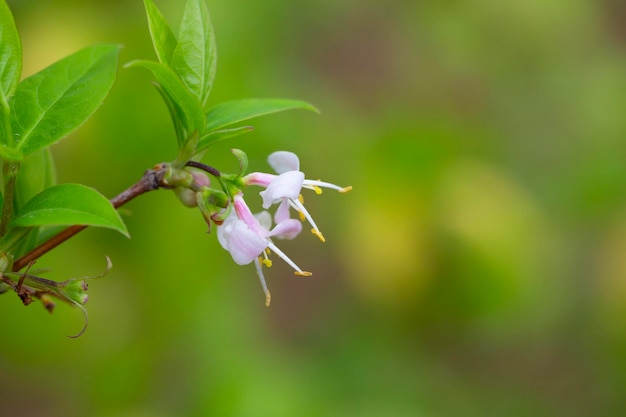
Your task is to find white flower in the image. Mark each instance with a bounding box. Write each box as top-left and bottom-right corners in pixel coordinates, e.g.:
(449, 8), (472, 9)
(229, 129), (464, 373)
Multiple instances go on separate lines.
(217, 193), (309, 306)
(243, 151), (351, 242)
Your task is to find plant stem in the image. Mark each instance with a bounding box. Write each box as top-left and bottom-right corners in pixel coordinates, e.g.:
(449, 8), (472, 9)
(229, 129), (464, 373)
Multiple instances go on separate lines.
(12, 164), (169, 271)
(184, 161), (221, 177)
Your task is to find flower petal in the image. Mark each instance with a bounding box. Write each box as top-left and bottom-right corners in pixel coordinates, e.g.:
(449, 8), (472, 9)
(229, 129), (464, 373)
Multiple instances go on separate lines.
(268, 218), (302, 240)
(259, 171), (304, 209)
(217, 210), (237, 250)
(224, 219), (268, 265)
(233, 193), (266, 236)
(274, 199), (292, 224)
(268, 151), (300, 174)
(242, 172), (276, 187)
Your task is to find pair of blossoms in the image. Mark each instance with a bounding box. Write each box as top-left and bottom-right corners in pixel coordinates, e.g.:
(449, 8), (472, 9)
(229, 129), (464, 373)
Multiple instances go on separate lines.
(178, 151), (351, 306)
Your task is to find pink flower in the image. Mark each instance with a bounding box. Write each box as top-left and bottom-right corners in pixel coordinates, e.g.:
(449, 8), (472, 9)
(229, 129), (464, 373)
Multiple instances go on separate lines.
(217, 193), (310, 306)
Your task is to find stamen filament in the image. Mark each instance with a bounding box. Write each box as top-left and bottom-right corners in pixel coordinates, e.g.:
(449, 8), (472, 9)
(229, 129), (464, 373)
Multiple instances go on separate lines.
(303, 179), (351, 193)
(288, 199), (325, 242)
(267, 241), (309, 275)
(254, 258), (271, 307)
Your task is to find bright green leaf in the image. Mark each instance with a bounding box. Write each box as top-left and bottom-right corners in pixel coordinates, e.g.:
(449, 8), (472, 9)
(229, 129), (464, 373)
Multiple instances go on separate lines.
(10, 184), (129, 237)
(143, 0), (177, 65)
(0, 0), (22, 98)
(172, 0), (216, 109)
(153, 82), (187, 146)
(204, 99), (318, 132)
(126, 59), (205, 146)
(196, 126), (254, 152)
(11, 45), (121, 156)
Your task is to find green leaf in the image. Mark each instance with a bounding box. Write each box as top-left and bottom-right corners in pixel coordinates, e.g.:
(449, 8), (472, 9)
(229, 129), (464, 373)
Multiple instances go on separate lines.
(153, 82), (186, 146)
(11, 45), (121, 156)
(204, 99), (318, 132)
(126, 59), (205, 146)
(171, 0), (216, 109)
(10, 183), (129, 237)
(0, 0), (22, 98)
(15, 148), (56, 210)
(143, 0), (177, 65)
(196, 126), (254, 152)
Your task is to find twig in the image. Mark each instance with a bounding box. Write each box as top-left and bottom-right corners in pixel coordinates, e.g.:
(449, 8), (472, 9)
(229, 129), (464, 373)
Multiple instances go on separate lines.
(12, 164), (169, 272)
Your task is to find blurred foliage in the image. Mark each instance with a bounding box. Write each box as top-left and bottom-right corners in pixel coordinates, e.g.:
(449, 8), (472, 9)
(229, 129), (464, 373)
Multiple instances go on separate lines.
(1, 0), (626, 416)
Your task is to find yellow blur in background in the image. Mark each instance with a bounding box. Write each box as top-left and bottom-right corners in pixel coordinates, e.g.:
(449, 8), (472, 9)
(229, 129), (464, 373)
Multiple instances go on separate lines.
(1, 0), (626, 416)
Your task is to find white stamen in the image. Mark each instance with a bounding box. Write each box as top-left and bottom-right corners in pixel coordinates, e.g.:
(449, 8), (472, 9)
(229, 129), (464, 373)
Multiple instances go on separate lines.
(288, 198), (324, 241)
(254, 258), (271, 307)
(303, 179), (348, 192)
(267, 241), (308, 275)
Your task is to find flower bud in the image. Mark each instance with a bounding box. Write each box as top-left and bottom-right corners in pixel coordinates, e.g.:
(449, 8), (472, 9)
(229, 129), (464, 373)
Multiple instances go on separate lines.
(197, 189), (230, 228)
(174, 188), (199, 207)
(173, 170), (211, 208)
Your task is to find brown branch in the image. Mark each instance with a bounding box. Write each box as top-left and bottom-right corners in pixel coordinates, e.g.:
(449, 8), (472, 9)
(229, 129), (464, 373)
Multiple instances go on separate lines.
(12, 164), (170, 272)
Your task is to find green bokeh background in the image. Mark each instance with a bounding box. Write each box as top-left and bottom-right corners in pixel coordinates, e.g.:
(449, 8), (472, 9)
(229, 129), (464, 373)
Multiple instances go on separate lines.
(2, 0), (626, 416)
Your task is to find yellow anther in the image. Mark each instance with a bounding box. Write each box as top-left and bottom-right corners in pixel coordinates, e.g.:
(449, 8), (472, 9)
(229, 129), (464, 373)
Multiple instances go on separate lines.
(311, 228), (326, 242)
(339, 186), (353, 193)
(265, 248), (271, 255)
(298, 194), (304, 203)
(263, 258), (273, 268)
(295, 271), (313, 277)
(313, 185), (323, 195)
(265, 292), (271, 307)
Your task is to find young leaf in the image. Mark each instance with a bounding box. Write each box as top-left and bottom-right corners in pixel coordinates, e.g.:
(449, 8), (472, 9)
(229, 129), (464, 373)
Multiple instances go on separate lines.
(125, 59), (205, 145)
(196, 126), (254, 152)
(11, 45), (121, 156)
(0, 0), (22, 98)
(171, 0), (216, 109)
(143, 0), (177, 65)
(10, 183), (129, 237)
(204, 99), (318, 132)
